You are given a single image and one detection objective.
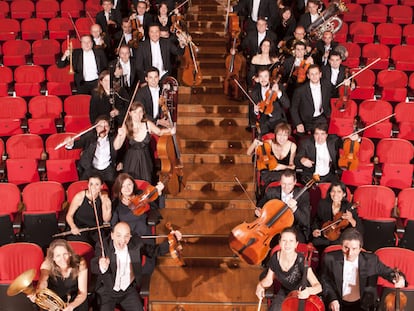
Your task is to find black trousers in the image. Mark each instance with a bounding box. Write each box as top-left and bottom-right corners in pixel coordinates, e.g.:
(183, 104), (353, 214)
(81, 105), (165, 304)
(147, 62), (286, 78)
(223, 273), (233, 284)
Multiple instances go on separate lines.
(99, 283), (143, 311)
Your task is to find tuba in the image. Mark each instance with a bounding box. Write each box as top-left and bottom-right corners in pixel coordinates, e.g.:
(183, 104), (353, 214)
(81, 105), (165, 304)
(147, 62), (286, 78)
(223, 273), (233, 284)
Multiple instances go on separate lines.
(307, 0), (348, 41)
(7, 269), (67, 311)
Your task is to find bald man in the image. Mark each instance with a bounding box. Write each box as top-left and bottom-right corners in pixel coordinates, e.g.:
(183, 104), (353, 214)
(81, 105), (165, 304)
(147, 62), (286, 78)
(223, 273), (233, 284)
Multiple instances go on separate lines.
(91, 222), (182, 311)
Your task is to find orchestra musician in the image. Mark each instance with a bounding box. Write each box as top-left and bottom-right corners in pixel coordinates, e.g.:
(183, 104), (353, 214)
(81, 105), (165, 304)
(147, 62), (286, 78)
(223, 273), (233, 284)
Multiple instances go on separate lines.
(279, 25), (311, 58)
(114, 18), (138, 56)
(298, 0), (321, 33)
(231, 0), (279, 32)
(154, 2), (172, 30)
(315, 30), (339, 66)
(321, 228), (407, 311)
(112, 45), (139, 94)
(255, 227), (322, 310)
(248, 38), (280, 86)
(91, 221), (182, 311)
(273, 7), (296, 45)
(130, 0), (154, 39)
(96, 0), (122, 36)
(90, 24), (110, 52)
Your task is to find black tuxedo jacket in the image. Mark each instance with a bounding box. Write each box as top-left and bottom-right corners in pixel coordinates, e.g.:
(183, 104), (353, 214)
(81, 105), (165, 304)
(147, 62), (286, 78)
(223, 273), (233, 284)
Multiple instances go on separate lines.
(298, 12), (313, 31)
(241, 30), (278, 59)
(321, 64), (346, 98)
(57, 48), (108, 88)
(96, 9), (122, 35)
(135, 85), (161, 122)
(290, 79), (332, 128)
(135, 38), (185, 81)
(234, 0), (278, 28)
(257, 186), (311, 242)
(321, 250), (399, 308)
(109, 58), (138, 93)
(315, 40), (339, 65)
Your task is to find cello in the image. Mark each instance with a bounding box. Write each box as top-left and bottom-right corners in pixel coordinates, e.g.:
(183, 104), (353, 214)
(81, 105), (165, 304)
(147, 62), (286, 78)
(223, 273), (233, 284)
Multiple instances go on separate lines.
(281, 246), (325, 311)
(224, 34), (246, 100)
(229, 175), (319, 265)
(384, 269), (407, 311)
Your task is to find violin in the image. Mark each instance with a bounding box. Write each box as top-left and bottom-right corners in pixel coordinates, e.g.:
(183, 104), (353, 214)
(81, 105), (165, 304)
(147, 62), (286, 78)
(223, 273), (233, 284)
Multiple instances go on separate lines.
(338, 118), (363, 171)
(130, 3), (144, 42)
(294, 60), (311, 84)
(384, 268), (407, 311)
(335, 68), (351, 112)
(320, 202), (359, 241)
(257, 75), (281, 115)
(165, 222), (185, 266)
(281, 245), (325, 311)
(229, 175), (319, 265)
(256, 141), (278, 171)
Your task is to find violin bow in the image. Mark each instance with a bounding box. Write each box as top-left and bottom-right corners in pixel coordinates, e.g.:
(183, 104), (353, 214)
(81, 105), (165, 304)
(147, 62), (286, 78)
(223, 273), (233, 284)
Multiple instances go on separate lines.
(54, 123), (99, 150)
(336, 57), (381, 88)
(224, 0), (231, 32)
(343, 113), (395, 139)
(168, 0), (190, 16)
(234, 176), (257, 209)
(90, 188), (105, 258)
(233, 78), (258, 108)
(121, 79), (141, 128)
(257, 297), (263, 311)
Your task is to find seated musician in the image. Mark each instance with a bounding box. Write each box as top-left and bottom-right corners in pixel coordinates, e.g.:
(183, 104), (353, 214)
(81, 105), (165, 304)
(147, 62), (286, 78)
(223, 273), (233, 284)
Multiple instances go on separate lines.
(279, 25), (311, 58)
(250, 67), (290, 135)
(96, 0), (122, 37)
(311, 181), (363, 252)
(322, 50), (355, 98)
(321, 228), (407, 311)
(273, 7), (296, 44)
(256, 227), (322, 311)
(247, 122), (297, 187)
(241, 17), (278, 61)
(112, 45), (139, 94)
(130, 0), (154, 39)
(248, 38), (280, 87)
(315, 31), (339, 66)
(297, 0), (321, 33)
(27, 239), (88, 311)
(91, 221), (182, 311)
(90, 24), (110, 52)
(231, 0), (278, 32)
(256, 169), (310, 243)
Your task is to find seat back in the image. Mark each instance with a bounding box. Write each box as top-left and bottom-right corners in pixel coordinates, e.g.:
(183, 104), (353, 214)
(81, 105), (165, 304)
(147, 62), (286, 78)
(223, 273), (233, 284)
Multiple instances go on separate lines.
(10, 0), (34, 19)
(398, 188), (414, 220)
(0, 19), (20, 41)
(64, 94), (91, 116)
(353, 185), (395, 219)
(48, 17), (73, 40)
(36, 0), (60, 19)
(14, 65), (45, 83)
(376, 138), (414, 164)
(28, 95), (62, 119)
(0, 183), (20, 217)
(375, 247), (414, 287)
(358, 100), (393, 138)
(22, 181), (65, 213)
(6, 134), (44, 160)
(45, 132), (81, 160)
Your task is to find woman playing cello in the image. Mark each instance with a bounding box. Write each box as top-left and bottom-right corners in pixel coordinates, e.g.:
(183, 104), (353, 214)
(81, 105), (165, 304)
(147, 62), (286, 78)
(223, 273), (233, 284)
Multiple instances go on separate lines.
(256, 227), (322, 311)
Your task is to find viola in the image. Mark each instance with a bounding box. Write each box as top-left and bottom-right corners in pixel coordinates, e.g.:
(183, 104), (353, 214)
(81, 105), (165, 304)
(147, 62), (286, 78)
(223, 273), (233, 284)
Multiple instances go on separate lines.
(320, 202), (359, 241)
(165, 222), (185, 266)
(257, 76), (281, 115)
(224, 30), (246, 100)
(384, 268), (407, 311)
(229, 175), (319, 265)
(256, 141), (278, 171)
(294, 60), (311, 84)
(281, 246), (325, 311)
(338, 118), (364, 171)
(335, 68), (351, 112)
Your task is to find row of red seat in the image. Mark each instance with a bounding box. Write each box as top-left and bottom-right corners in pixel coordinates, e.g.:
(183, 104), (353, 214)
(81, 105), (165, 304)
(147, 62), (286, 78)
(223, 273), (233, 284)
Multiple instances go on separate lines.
(342, 3), (413, 24)
(0, 0), (101, 20)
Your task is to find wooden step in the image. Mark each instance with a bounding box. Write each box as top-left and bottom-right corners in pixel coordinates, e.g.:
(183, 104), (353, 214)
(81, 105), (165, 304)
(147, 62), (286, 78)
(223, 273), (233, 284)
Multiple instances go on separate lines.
(186, 13), (226, 22)
(149, 303), (267, 311)
(187, 21), (227, 32)
(180, 147), (252, 165)
(177, 111), (247, 127)
(179, 102), (249, 114)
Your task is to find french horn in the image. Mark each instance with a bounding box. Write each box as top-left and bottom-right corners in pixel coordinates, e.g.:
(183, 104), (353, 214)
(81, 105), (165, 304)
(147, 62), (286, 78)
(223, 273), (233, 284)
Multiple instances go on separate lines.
(7, 269), (67, 311)
(307, 0), (348, 41)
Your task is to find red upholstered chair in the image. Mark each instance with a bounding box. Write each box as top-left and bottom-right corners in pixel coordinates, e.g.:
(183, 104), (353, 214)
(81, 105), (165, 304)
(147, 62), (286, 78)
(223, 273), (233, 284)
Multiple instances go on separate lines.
(361, 43), (389, 70)
(398, 188), (414, 250)
(21, 18), (47, 41)
(2, 40), (31, 66)
(401, 0), (414, 5)
(46, 64), (74, 96)
(14, 65), (45, 97)
(45, 133), (80, 184)
(389, 5), (413, 25)
(0, 183), (20, 246)
(342, 3), (363, 23)
(376, 23), (402, 46)
(391, 45), (414, 71)
(10, 0), (34, 19)
(394, 101), (414, 141)
(318, 182), (352, 201)
(28, 95), (63, 134)
(340, 42), (361, 68)
(333, 22), (347, 42)
(32, 39), (60, 65)
(378, 0), (397, 5)
(75, 17), (94, 37)
(0, 242), (44, 310)
(349, 21), (375, 44)
(0, 1), (9, 18)
(364, 4), (388, 24)
(358, 99), (393, 139)
(61, 37), (81, 53)
(0, 65), (13, 96)
(403, 24), (414, 46)
(0, 18), (19, 41)
(36, 0), (60, 19)
(66, 180), (109, 204)
(350, 68), (375, 100)
(376, 138), (414, 189)
(341, 137), (375, 187)
(377, 70), (408, 103)
(85, 0), (101, 17)
(0, 96), (27, 137)
(328, 99), (357, 137)
(5, 134), (44, 185)
(48, 17), (73, 40)
(60, 0), (84, 19)
(63, 94), (91, 132)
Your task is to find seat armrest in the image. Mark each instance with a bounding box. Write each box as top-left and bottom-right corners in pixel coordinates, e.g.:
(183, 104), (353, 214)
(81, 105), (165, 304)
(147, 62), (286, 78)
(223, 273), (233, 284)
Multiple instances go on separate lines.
(147, 208), (161, 227)
(139, 273), (151, 298)
(13, 211), (23, 240)
(57, 209), (67, 231)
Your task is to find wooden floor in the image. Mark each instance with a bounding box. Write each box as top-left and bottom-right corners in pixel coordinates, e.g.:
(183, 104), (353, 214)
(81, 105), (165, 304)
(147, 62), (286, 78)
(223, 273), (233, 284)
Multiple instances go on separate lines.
(148, 1), (267, 310)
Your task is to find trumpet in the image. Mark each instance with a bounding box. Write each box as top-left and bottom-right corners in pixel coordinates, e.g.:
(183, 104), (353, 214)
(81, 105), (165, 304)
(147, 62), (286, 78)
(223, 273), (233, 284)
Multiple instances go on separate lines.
(68, 40), (74, 75)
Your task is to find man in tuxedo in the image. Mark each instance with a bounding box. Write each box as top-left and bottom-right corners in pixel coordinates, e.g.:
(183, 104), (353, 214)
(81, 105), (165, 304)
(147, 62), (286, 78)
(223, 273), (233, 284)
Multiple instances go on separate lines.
(321, 228), (407, 311)
(241, 17), (278, 60)
(131, 0), (154, 39)
(322, 51), (355, 98)
(91, 221), (182, 311)
(256, 169), (311, 243)
(315, 31), (339, 66)
(57, 35), (108, 94)
(96, 0), (122, 36)
(113, 45), (138, 94)
(135, 23), (185, 82)
(298, 0), (321, 32)
(232, 0), (279, 32)
(290, 64), (332, 133)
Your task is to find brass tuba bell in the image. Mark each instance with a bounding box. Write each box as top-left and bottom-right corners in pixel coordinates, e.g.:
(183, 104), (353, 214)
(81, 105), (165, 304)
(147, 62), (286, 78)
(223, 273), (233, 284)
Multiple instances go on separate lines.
(7, 269), (67, 311)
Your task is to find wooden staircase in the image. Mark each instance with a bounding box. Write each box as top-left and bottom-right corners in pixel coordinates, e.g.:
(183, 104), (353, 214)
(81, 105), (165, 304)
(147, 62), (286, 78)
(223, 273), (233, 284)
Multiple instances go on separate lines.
(148, 1), (267, 310)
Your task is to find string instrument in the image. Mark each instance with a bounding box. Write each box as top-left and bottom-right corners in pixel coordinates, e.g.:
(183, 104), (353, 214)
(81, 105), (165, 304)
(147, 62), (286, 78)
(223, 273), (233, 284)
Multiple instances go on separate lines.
(257, 75), (282, 115)
(224, 30), (246, 100)
(165, 222), (185, 266)
(335, 67), (351, 112)
(384, 268), (407, 311)
(128, 176), (169, 216)
(293, 59), (311, 84)
(229, 175), (320, 265)
(157, 89), (185, 196)
(130, 3), (144, 43)
(338, 118), (364, 171)
(320, 202), (359, 241)
(256, 140), (278, 171)
(281, 246), (325, 311)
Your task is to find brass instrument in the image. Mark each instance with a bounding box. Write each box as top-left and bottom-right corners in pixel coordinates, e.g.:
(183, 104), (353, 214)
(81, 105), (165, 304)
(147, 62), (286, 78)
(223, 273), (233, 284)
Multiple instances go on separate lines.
(307, 0), (348, 41)
(68, 39), (74, 75)
(7, 269), (67, 311)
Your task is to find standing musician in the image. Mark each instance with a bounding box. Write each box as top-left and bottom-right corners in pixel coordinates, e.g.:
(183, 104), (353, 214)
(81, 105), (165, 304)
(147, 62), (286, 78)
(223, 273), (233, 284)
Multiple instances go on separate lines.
(130, 0), (154, 40)
(154, 2), (173, 30)
(256, 227), (322, 310)
(90, 24), (110, 52)
(112, 45), (139, 94)
(114, 18), (139, 56)
(279, 25), (311, 58)
(256, 169), (311, 243)
(311, 181), (363, 252)
(322, 51), (355, 98)
(96, 0), (122, 37)
(91, 221), (182, 311)
(315, 31), (339, 66)
(63, 116), (119, 187)
(27, 239), (88, 311)
(57, 35), (108, 95)
(250, 67), (290, 135)
(231, 0), (279, 32)
(66, 175), (112, 246)
(135, 23), (186, 82)
(273, 7), (296, 44)
(298, 0), (321, 33)
(321, 228), (407, 311)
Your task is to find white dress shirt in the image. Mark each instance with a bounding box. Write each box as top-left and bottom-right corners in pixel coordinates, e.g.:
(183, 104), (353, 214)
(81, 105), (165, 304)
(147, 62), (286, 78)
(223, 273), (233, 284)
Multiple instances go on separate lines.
(342, 256), (360, 302)
(113, 246), (132, 291)
(251, 0), (261, 22)
(83, 50), (99, 82)
(310, 82), (323, 117)
(314, 141), (331, 176)
(150, 40), (167, 78)
(331, 68), (339, 86)
(120, 60), (131, 87)
(92, 136), (111, 170)
(150, 86), (160, 119)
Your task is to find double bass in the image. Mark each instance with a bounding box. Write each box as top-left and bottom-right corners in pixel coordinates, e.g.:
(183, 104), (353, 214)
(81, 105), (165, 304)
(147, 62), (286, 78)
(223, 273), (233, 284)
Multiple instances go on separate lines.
(384, 269), (407, 311)
(229, 175), (319, 265)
